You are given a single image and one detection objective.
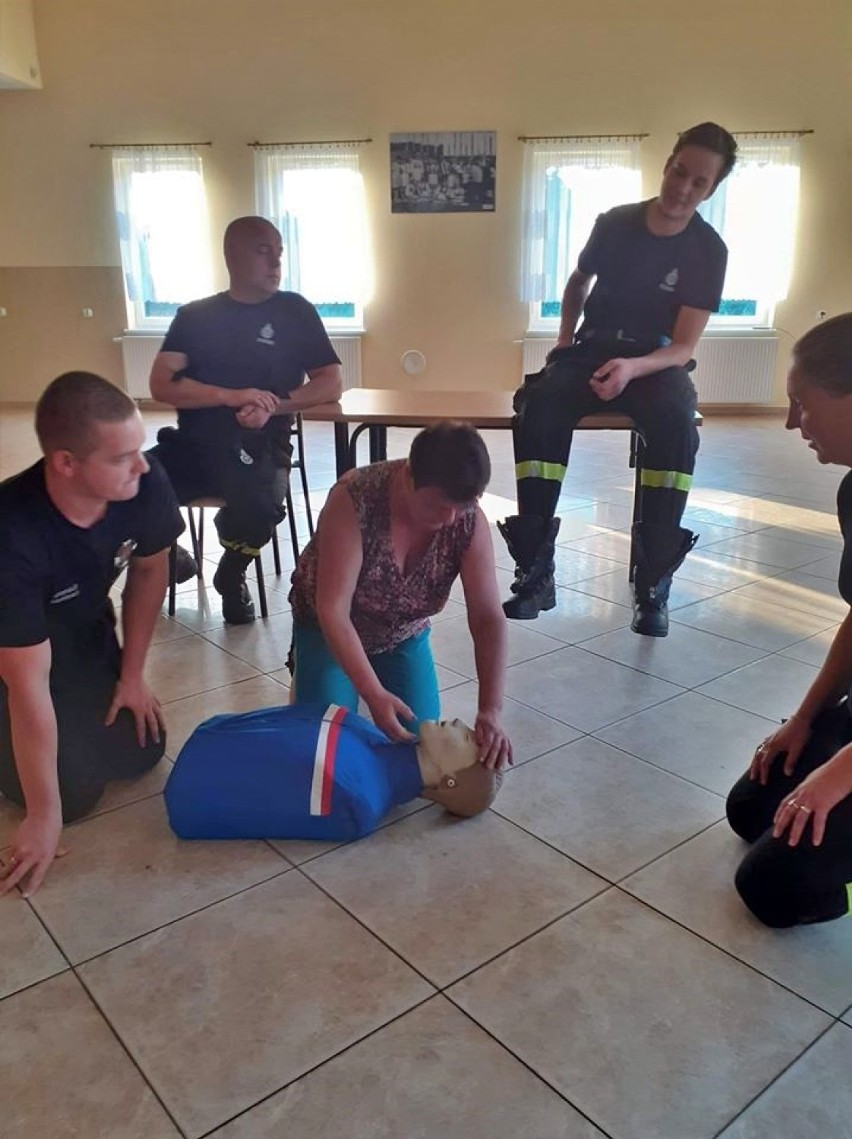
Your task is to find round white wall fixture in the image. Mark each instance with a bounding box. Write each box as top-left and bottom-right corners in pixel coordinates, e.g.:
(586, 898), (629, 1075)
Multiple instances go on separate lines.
(401, 349), (426, 376)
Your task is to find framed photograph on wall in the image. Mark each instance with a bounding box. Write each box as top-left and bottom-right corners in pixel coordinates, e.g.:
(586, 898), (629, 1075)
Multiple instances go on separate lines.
(390, 131), (496, 214)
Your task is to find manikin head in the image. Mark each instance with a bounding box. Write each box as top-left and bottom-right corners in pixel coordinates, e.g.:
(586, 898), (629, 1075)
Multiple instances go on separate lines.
(415, 719), (502, 817)
(786, 313), (852, 467)
(224, 215), (283, 303)
(35, 371), (149, 505)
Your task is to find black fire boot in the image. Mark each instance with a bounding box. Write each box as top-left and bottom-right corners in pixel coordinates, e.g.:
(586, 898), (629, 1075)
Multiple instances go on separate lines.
(213, 549), (256, 625)
(497, 515), (561, 620)
(631, 522), (698, 638)
(173, 546), (199, 584)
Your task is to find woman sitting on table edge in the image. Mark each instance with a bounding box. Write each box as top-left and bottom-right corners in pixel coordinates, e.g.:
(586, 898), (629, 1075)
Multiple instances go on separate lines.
(288, 421), (512, 771)
(727, 313), (852, 927)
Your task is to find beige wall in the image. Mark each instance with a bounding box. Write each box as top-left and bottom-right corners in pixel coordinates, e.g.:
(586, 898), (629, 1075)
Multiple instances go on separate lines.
(0, 0), (849, 402)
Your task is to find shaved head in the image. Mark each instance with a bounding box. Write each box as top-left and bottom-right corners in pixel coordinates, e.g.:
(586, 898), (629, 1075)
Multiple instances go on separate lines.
(223, 216), (283, 301)
(223, 216), (280, 266)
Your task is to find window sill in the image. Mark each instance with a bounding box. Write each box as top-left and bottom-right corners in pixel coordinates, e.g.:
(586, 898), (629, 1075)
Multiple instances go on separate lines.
(701, 326), (778, 338)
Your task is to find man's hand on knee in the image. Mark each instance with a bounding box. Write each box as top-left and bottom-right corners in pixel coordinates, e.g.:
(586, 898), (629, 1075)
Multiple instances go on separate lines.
(589, 357), (636, 401)
(106, 677), (165, 746)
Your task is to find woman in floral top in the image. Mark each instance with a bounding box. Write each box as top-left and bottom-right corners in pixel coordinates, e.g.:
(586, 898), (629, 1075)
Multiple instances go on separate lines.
(289, 423), (511, 769)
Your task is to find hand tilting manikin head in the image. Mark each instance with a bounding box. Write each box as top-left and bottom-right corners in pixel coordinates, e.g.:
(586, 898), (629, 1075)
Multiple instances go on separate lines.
(415, 719), (502, 817)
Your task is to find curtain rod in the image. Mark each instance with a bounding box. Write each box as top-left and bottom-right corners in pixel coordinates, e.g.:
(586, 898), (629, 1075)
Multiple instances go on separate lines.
(89, 141), (211, 149)
(730, 129), (813, 138)
(518, 133), (648, 142)
(248, 138), (372, 148)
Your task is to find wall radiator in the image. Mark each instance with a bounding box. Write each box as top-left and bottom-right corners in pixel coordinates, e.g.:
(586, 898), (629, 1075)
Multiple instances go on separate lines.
(118, 335), (163, 399)
(118, 334), (362, 398)
(331, 336), (362, 390)
(521, 334), (778, 404)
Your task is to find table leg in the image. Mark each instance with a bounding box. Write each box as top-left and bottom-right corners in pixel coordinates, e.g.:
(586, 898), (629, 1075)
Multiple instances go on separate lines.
(369, 425), (388, 463)
(334, 422), (351, 478)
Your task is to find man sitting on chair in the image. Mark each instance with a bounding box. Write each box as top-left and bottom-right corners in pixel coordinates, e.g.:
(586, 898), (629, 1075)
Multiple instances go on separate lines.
(149, 216), (343, 625)
(501, 122), (736, 637)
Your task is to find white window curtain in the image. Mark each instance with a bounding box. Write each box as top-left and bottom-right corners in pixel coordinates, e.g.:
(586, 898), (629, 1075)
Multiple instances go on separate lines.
(520, 138), (642, 304)
(111, 146), (213, 329)
(699, 135), (801, 323)
(254, 144), (372, 315)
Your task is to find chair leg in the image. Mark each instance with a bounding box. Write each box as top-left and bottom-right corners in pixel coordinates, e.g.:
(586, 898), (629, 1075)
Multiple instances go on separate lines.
(272, 523), (283, 575)
(629, 431), (645, 583)
(254, 555), (269, 619)
(168, 544), (177, 616)
(294, 414), (314, 535)
(187, 507), (204, 579)
(286, 491), (300, 561)
(296, 460), (313, 536)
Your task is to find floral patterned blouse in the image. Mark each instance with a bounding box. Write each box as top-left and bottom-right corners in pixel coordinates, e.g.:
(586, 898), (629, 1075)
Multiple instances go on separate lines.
(289, 459), (477, 655)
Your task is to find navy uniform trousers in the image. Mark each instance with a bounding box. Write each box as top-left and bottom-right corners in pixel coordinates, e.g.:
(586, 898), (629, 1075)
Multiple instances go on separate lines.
(513, 347), (699, 528)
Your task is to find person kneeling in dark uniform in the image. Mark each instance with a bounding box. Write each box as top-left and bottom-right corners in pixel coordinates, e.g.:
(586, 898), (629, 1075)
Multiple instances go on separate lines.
(0, 372), (184, 895)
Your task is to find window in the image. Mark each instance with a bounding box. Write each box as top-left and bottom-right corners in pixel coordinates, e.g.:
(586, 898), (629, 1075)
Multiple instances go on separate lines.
(698, 136), (801, 328)
(254, 144), (372, 332)
(520, 138), (642, 331)
(111, 146), (214, 331)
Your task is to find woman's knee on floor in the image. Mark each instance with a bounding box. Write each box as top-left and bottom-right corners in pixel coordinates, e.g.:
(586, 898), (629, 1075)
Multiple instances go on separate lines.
(734, 837), (849, 928)
(726, 773), (775, 844)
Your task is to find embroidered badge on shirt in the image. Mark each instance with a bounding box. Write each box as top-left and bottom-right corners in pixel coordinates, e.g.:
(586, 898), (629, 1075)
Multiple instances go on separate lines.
(257, 323), (275, 346)
(113, 539), (138, 571)
(659, 268), (679, 293)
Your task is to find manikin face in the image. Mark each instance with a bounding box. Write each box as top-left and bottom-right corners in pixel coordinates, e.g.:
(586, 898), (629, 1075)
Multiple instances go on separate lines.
(418, 718), (479, 776)
(56, 414), (149, 503)
(786, 365), (852, 467)
(227, 221), (283, 301)
(658, 145), (726, 225)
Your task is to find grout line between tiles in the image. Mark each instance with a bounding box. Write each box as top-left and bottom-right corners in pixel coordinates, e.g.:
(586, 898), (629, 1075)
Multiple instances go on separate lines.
(612, 889), (844, 1020)
(708, 1020), (842, 1138)
(60, 860), (293, 970)
(440, 991), (618, 1139)
(67, 969), (188, 1138)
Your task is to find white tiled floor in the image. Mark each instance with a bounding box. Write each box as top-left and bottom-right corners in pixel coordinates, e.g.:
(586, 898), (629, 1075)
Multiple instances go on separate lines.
(2, 406), (851, 1138)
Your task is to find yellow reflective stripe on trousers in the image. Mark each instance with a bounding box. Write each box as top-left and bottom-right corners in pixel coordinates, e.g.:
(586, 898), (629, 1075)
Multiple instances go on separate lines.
(516, 460), (567, 482)
(221, 538), (262, 557)
(640, 468), (693, 492)
(846, 881), (852, 916)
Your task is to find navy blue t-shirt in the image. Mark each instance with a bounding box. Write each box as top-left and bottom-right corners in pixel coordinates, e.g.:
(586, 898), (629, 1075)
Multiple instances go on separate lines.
(161, 291), (341, 447)
(577, 201), (728, 344)
(0, 458), (183, 687)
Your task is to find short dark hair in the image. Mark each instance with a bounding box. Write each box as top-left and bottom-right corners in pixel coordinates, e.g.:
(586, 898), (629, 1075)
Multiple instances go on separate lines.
(408, 422), (491, 502)
(672, 122), (738, 186)
(792, 314), (852, 397)
(35, 371), (137, 455)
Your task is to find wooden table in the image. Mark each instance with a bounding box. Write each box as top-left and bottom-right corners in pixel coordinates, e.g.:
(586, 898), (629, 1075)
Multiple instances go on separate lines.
(302, 387), (672, 477)
(303, 388), (702, 581)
